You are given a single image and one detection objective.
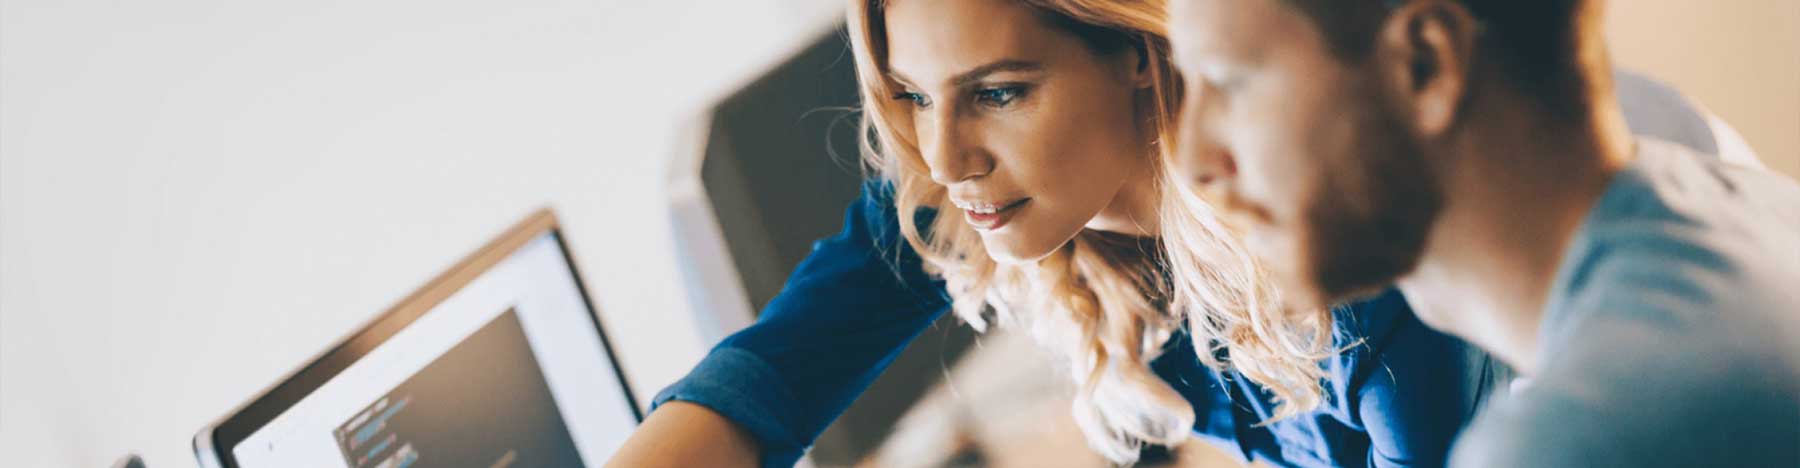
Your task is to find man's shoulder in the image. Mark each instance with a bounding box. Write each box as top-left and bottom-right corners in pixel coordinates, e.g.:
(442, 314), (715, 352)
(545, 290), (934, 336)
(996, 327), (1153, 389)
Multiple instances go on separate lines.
(1548, 141), (1800, 352)
(1611, 138), (1800, 232)
(1451, 347), (1799, 467)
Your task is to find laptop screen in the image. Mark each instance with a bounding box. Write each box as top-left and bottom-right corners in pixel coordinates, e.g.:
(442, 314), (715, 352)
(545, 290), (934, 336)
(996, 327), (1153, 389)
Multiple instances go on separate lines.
(218, 229), (638, 467)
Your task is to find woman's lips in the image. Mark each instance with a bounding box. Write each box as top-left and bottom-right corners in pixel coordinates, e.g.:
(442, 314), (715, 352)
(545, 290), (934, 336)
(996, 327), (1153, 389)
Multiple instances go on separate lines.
(962, 198), (1030, 231)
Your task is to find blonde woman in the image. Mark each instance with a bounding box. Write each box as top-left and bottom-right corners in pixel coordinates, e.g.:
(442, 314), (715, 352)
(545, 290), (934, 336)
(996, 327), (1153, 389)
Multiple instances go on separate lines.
(607, 1), (1487, 467)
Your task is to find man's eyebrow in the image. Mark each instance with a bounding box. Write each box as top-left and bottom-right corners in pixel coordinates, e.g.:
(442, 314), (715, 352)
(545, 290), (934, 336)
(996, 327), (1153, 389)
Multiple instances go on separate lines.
(888, 59), (1045, 89)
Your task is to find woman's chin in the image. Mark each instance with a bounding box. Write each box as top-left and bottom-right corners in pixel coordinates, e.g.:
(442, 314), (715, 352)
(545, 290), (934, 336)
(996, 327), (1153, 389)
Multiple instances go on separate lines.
(980, 234), (1059, 265)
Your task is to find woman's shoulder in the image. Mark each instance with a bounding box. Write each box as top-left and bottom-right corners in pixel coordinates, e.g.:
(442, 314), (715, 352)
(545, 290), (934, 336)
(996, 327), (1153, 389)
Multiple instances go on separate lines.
(1330, 289), (1477, 395)
(1331, 288), (1416, 351)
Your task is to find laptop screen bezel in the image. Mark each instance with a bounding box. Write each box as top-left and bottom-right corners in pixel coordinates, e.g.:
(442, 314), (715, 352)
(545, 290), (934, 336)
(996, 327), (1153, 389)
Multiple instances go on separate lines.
(195, 209), (642, 468)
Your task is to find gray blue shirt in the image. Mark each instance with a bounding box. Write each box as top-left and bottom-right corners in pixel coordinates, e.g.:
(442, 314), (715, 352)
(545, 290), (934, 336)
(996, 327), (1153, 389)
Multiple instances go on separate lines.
(1451, 138), (1800, 467)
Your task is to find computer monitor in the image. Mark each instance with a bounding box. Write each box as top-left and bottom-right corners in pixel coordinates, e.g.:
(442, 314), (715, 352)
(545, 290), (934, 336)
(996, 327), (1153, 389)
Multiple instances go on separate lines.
(194, 209), (640, 468)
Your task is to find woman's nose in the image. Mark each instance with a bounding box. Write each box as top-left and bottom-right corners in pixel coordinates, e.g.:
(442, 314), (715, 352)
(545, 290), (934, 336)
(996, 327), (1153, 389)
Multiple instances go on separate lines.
(921, 111), (994, 185)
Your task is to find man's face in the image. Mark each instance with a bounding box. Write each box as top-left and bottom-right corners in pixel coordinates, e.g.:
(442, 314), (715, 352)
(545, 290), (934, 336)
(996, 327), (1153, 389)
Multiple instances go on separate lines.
(1166, 0), (1442, 309)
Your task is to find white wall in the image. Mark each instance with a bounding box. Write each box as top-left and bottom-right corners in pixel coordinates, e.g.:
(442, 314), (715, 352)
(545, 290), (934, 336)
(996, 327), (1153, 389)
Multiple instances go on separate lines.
(1607, 0), (1800, 179)
(0, 1), (840, 466)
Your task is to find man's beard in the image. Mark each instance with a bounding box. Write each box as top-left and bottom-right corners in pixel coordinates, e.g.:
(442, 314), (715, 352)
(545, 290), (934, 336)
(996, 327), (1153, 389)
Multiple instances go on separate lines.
(1299, 98), (1444, 306)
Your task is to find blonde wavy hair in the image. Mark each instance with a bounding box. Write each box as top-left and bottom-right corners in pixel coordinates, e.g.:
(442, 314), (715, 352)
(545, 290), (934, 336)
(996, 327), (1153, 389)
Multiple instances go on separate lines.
(847, 0), (1336, 462)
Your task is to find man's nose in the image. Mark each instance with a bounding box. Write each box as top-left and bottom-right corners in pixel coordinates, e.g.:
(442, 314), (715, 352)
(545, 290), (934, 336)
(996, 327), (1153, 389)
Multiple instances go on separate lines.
(1172, 98), (1237, 189)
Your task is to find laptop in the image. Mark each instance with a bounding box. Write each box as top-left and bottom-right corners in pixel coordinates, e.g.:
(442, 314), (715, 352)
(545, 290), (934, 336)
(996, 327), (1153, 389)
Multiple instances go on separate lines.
(194, 209), (641, 468)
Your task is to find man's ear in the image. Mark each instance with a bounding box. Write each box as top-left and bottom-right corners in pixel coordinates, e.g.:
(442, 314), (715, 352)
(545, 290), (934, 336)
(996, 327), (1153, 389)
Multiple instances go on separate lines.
(1376, 0), (1478, 137)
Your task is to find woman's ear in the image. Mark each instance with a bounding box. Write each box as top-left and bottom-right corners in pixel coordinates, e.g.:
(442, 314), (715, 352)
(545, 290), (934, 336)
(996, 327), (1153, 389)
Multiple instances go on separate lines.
(1376, 0), (1478, 137)
(1124, 38), (1155, 89)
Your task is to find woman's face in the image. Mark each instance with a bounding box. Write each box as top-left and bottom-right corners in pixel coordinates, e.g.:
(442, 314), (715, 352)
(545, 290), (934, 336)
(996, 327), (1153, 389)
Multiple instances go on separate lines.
(885, 0), (1156, 263)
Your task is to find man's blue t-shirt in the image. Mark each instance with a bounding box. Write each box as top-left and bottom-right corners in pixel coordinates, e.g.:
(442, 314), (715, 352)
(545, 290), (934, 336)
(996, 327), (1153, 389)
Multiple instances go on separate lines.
(1450, 138), (1800, 467)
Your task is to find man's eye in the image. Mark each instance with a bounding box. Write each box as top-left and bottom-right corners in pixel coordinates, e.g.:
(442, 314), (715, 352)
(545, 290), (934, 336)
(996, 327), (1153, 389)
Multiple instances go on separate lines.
(1214, 75), (1242, 92)
(1202, 62), (1245, 91)
(893, 91), (932, 108)
(1201, 64), (1246, 92)
(975, 86), (1025, 107)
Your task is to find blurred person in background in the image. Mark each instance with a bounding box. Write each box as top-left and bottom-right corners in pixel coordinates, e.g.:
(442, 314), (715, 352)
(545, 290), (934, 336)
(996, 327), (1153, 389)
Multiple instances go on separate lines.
(1164, 0), (1799, 466)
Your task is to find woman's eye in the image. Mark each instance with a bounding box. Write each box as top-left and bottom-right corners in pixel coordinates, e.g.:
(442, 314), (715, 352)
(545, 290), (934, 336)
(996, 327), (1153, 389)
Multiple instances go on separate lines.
(893, 91), (932, 108)
(974, 86), (1025, 107)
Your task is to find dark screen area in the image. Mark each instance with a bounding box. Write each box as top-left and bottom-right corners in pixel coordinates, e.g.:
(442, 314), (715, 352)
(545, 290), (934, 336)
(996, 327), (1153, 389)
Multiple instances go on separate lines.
(331, 308), (584, 468)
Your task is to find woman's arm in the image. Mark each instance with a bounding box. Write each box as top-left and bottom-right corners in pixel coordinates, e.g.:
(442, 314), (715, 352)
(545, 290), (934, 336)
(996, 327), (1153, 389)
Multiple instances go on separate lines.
(610, 184), (950, 467)
(605, 402), (759, 468)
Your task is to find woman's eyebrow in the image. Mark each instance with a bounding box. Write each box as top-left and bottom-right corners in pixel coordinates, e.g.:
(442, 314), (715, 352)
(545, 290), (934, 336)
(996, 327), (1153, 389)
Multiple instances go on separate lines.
(950, 60), (1044, 86)
(888, 59), (1045, 88)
